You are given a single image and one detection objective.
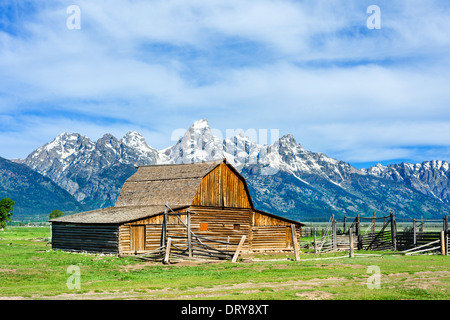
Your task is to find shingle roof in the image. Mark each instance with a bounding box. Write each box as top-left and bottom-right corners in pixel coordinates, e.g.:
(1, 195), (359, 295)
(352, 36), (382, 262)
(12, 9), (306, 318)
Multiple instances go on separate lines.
(115, 159), (224, 207)
(50, 205), (188, 224)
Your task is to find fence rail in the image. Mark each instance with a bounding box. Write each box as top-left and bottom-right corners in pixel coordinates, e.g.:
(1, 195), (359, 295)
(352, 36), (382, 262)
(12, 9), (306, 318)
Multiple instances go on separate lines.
(137, 204), (246, 263)
(309, 213), (448, 255)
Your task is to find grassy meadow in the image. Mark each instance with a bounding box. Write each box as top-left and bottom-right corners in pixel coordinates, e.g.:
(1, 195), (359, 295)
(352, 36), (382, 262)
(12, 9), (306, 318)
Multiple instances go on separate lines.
(0, 226), (449, 300)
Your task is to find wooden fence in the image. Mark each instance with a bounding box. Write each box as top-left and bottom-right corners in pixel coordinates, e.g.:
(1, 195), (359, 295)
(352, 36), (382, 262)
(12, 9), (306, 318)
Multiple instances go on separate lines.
(137, 204), (245, 263)
(397, 231), (442, 251)
(396, 217), (449, 253)
(310, 213), (449, 255)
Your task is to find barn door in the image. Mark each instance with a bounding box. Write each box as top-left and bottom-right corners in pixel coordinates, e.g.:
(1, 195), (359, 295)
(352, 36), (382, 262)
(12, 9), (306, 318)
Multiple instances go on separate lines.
(286, 226), (293, 248)
(130, 225), (146, 253)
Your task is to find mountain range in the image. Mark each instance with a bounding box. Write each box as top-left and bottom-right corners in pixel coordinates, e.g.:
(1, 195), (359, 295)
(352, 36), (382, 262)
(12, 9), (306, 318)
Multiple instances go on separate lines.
(0, 156), (86, 221)
(3, 119), (450, 221)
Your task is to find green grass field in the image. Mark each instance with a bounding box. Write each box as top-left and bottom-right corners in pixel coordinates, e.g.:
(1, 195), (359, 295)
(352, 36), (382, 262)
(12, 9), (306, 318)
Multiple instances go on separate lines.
(0, 226), (448, 300)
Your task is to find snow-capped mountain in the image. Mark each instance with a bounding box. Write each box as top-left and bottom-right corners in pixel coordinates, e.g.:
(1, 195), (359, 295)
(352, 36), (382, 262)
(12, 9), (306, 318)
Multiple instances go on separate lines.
(253, 134), (363, 186)
(159, 119), (357, 182)
(24, 131), (158, 207)
(20, 119), (450, 220)
(363, 161), (450, 205)
(159, 119), (224, 164)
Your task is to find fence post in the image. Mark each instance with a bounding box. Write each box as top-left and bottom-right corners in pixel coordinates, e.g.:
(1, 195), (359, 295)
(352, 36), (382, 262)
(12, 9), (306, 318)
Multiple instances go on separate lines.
(313, 232), (318, 254)
(444, 216), (448, 235)
(371, 212), (376, 235)
(413, 219), (417, 248)
(343, 216), (347, 234)
(390, 212), (397, 251)
(164, 237), (172, 264)
(356, 215), (362, 249)
(161, 204), (168, 247)
(356, 215), (360, 238)
(187, 209), (192, 258)
(445, 216), (449, 256)
(332, 217), (337, 250)
(446, 233), (449, 256)
(441, 231), (446, 255)
(291, 224), (300, 261)
(349, 227), (354, 258)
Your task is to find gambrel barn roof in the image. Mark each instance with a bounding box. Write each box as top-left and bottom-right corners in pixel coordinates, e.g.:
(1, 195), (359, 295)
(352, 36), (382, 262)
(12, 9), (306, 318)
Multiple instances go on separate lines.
(114, 159), (251, 207)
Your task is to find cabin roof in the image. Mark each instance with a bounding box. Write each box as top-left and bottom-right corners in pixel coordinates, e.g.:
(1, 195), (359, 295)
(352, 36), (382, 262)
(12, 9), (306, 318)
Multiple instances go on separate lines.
(114, 159), (225, 207)
(50, 205), (188, 224)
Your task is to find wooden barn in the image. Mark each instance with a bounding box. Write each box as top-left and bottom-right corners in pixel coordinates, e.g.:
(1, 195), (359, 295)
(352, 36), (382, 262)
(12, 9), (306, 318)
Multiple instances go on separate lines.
(51, 159), (304, 257)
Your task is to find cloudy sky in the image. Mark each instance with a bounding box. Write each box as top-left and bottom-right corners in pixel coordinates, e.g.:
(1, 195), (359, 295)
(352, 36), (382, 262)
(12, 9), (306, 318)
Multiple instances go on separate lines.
(1, 0), (449, 168)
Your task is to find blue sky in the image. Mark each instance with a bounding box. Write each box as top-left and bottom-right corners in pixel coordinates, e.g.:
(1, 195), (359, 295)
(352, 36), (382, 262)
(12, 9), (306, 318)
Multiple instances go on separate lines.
(1, 0), (450, 168)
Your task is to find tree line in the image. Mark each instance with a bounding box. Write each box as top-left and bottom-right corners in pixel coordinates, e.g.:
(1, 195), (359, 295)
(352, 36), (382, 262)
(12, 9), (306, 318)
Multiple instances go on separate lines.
(0, 197), (64, 229)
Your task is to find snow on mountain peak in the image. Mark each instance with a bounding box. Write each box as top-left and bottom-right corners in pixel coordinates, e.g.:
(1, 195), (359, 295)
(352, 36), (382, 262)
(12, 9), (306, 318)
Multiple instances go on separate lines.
(123, 130), (143, 141)
(164, 119), (224, 164)
(191, 118), (210, 130)
(49, 132), (83, 146)
(26, 119), (364, 183)
(121, 131), (153, 151)
(39, 133), (92, 159)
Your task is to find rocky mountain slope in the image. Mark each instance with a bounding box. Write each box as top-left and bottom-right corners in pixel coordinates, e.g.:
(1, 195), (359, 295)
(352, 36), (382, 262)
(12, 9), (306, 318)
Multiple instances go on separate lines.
(363, 161), (450, 205)
(24, 131), (158, 208)
(18, 119), (450, 220)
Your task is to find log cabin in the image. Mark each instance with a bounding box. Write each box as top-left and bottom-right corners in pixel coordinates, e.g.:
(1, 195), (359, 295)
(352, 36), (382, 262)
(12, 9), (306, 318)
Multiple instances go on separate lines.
(51, 159), (304, 256)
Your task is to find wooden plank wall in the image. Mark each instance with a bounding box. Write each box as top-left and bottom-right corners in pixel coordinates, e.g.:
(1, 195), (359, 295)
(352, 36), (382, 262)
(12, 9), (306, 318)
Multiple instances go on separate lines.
(252, 226), (290, 251)
(252, 211), (301, 251)
(120, 207), (253, 255)
(118, 207), (302, 255)
(253, 211), (294, 226)
(190, 206), (252, 252)
(191, 163), (251, 209)
(52, 223), (119, 254)
(119, 209), (186, 255)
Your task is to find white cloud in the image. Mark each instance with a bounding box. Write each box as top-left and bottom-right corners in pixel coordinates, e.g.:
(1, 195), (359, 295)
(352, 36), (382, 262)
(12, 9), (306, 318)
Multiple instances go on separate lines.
(0, 0), (449, 165)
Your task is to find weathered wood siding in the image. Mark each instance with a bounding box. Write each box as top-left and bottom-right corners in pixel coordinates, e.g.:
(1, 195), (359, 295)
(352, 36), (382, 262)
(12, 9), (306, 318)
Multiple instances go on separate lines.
(118, 207), (302, 255)
(191, 163), (251, 208)
(118, 208), (186, 255)
(251, 211), (301, 251)
(253, 211), (293, 226)
(190, 206), (252, 251)
(251, 226), (300, 251)
(52, 223), (119, 254)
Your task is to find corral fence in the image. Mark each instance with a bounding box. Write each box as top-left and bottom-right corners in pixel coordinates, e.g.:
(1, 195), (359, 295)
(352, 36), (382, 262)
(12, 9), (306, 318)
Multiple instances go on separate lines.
(306, 213), (449, 255)
(397, 216), (449, 254)
(137, 204), (245, 263)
